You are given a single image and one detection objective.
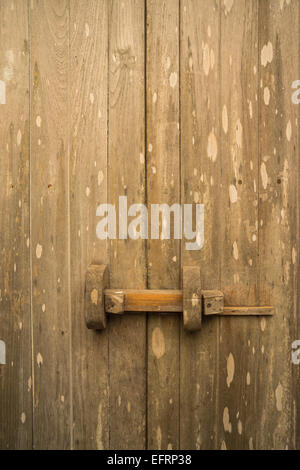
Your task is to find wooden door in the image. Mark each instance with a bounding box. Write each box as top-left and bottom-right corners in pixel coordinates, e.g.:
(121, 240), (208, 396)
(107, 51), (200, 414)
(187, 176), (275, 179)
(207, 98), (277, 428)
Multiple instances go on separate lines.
(0, 0), (299, 450)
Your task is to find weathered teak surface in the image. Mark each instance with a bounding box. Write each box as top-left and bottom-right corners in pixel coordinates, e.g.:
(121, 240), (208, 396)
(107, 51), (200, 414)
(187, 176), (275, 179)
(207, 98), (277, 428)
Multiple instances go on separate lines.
(0, 0), (299, 450)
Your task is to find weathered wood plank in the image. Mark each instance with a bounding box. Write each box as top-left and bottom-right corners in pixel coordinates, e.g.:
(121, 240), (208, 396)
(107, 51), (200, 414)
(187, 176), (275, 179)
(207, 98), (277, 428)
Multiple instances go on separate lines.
(218, 0), (260, 450)
(0, 0), (32, 450)
(180, 0), (221, 449)
(69, 0), (109, 448)
(147, 0), (180, 450)
(108, 0), (147, 450)
(257, 0), (300, 450)
(30, 0), (71, 449)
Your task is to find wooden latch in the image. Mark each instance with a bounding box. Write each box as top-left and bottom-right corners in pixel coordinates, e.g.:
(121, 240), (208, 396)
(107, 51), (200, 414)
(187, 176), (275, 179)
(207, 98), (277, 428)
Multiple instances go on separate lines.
(85, 265), (274, 332)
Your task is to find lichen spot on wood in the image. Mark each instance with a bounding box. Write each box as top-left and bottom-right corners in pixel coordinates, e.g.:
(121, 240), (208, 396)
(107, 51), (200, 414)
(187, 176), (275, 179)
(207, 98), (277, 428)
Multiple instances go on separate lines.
(152, 327), (165, 359)
(91, 288), (98, 305)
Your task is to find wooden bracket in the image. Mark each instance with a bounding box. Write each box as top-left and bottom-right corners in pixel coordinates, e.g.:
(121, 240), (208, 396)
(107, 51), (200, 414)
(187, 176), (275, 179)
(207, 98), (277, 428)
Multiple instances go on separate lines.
(85, 264), (274, 332)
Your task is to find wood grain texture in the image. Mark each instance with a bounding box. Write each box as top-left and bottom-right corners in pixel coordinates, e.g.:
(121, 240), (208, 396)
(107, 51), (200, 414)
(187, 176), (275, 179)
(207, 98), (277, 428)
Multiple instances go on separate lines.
(30, 0), (71, 449)
(257, 0), (300, 450)
(180, 0), (221, 449)
(105, 289), (183, 312)
(0, 0), (299, 451)
(0, 0), (31, 450)
(108, 0), (147, 450)
(218, 0), (260, 450)
(147, 0), (180, 450)
(69, 0), (109, 449)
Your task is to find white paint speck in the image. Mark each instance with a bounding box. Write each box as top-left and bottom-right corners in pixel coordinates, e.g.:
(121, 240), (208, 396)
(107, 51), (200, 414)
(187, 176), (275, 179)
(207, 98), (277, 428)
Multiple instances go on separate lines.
(229, 185), (238, 204)
(235, 119), (243, 148)
(224, 0), (234, 15)
(260, 162), (268, 190)
(222, 105), (228, 134)
(37, 352), (43, 367)
(203, 43), (210, 76)
(207, 129), (218, 162)
(0, 80), (6, 104)
(17, 129), (22, 146)
(246, 372), (251, 385)
(264, 87), (270, 105)
(286, 120), (292, 142)
(169, 72), (177, 88)
(98, 170), (104, 186)
(261, 41), (273, 67)
(226, 353), (235, 387)
(237, 420), (243, 435)
(223, 407), (232, 433)
(275, 382), (283, 411)
(233, 241), (239, 260)
(36, 244), (42, 259)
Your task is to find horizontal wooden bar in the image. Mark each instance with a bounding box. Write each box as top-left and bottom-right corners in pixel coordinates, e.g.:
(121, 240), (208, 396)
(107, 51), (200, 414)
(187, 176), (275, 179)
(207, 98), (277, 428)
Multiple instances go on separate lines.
(222, 306), (274, 316)
(104, 289), (274, 316)
(104, 289), (183, 312)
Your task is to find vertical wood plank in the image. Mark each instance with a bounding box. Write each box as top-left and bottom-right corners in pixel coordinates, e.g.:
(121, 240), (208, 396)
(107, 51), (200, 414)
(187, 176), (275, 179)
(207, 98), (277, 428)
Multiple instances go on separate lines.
(70, 0), (109, 449)
(296, 2), (300, 449)
(146, 0), (180, 450)
(30, 0), (71, 449)
(108, 0), (147, 449)
(180, 0), (221, 449)
(258, 0), (300, 450)
(0, 0), (32, 450)
(218, 0), (260, 450)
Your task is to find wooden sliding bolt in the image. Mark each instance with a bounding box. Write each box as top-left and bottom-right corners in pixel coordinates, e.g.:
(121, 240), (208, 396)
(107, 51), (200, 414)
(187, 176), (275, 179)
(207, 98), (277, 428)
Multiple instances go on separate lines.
(85, 265), (274, 333)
